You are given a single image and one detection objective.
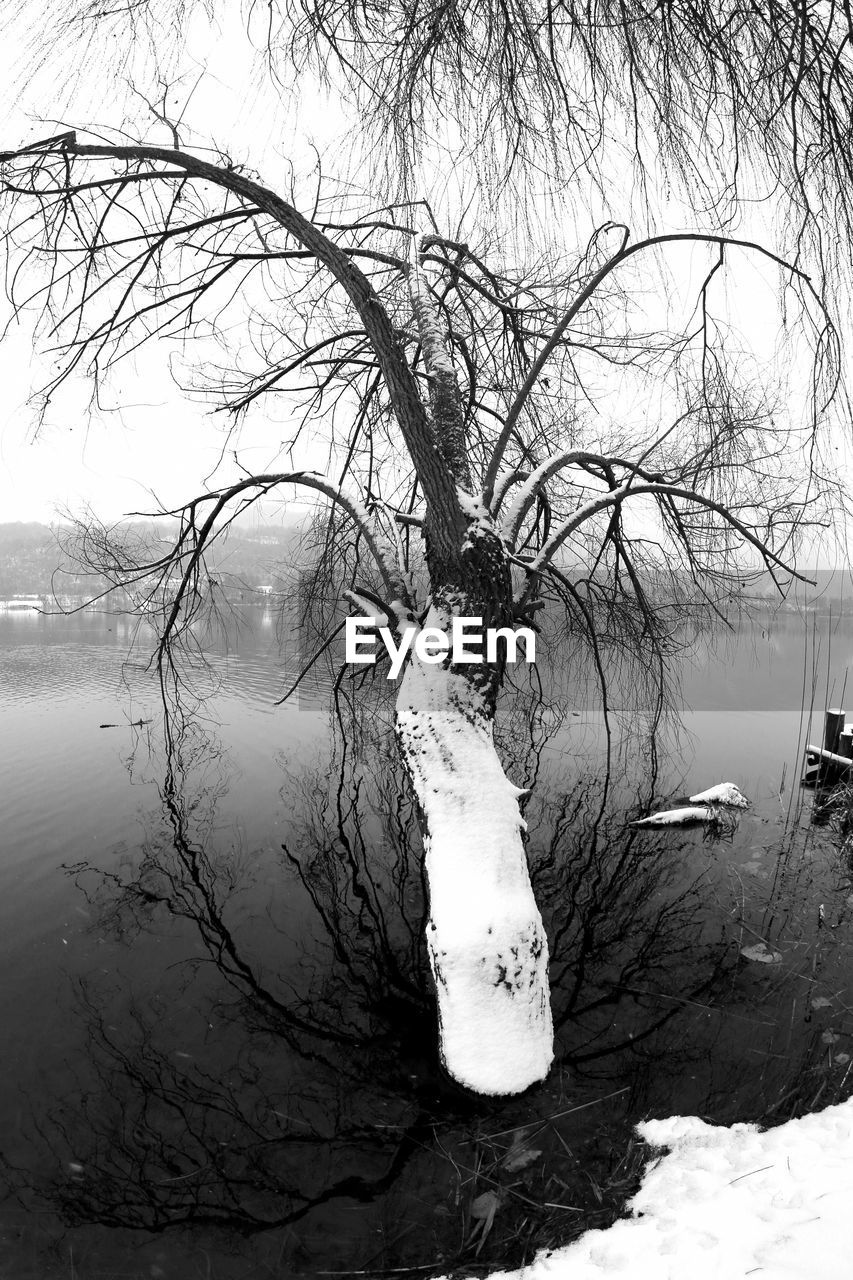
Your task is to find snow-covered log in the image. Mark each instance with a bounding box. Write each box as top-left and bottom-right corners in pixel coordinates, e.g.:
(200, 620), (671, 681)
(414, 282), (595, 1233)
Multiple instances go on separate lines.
(394, 606), (553, 1095)
(630, 806), (720, 827)
(689, 782), (750, 808)
(805, 743), (853, 771)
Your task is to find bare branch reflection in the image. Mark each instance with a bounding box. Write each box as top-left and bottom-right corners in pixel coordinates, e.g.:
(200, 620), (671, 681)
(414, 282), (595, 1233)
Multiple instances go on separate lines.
(7, 676), (849, 1273)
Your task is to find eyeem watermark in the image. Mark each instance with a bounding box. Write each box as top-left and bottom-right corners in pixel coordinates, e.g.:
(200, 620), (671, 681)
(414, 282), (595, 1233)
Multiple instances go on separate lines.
(345, 616), (536, 679)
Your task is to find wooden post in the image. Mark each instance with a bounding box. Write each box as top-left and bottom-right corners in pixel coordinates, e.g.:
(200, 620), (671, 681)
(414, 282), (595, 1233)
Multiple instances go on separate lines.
(824, 709), (846, 755)
(839, 728), (853, 760)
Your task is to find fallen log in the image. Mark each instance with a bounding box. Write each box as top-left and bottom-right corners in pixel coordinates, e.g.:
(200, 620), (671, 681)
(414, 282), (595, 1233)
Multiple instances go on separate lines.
(630, 805), (722, 828)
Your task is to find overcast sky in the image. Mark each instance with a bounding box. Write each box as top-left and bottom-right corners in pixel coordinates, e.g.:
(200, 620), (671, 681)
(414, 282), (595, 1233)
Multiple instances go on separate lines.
(0, 8), (339, 525)
(0, 8), (850, 574)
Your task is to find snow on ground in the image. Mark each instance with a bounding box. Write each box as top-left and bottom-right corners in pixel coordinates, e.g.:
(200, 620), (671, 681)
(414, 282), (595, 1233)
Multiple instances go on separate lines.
(447, 1098), (853, 1279)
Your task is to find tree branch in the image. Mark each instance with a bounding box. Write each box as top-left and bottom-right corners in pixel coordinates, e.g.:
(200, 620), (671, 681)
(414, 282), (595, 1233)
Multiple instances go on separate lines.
(524, 480), (816, 594)
(14, 134), (464, 556)
(150, 470), (408, 664)
(482, 228), (816, 505)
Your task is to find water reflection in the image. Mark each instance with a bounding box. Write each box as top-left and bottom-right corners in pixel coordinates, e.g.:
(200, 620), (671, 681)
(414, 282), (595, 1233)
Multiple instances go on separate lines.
(14, 702), (431, 1261)
(4, 616), (853, 1275)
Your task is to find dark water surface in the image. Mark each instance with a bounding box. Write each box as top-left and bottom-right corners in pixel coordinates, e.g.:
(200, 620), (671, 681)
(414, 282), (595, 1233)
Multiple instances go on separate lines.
(1, 607), (853, 1278)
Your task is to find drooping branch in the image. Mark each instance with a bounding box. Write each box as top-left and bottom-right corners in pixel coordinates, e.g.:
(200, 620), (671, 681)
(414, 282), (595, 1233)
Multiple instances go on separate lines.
(519, 480), (817, 612)
(2, 134), (467, 561)
(60, 470), (411, 672)
(0, 130), (841, 684)
(16, 3), (853, 230)
(482, 229), (821, 505)
(161, 471), (413, 653)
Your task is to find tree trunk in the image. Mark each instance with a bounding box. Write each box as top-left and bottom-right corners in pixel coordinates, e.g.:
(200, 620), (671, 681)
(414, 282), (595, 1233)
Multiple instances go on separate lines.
(394, 604), (553, 1095)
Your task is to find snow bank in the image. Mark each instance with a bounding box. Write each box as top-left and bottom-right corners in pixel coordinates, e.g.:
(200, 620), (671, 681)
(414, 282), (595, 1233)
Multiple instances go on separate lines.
(448, 1098), (853, 1278)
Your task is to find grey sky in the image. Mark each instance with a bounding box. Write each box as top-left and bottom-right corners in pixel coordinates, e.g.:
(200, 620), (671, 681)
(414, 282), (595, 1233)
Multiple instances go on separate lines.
(0, 8), (336, 524)
(0, 5), (849, 575)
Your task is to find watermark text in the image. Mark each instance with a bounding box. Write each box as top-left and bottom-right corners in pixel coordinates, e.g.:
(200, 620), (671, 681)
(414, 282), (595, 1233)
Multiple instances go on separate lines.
(345, 616), (536, 679)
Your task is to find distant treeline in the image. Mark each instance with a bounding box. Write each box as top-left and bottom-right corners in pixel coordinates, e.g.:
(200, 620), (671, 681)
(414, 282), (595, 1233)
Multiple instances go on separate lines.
(0, 520), (306, 602)
(2, 522), (851, 615)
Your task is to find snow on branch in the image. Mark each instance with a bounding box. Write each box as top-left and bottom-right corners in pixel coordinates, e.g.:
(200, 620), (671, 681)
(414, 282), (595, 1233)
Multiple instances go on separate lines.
(406, 229), (472, 490)
(407, 232), (457, 379)
(500, 449), (604, 543)
(489, 469), (531, 516)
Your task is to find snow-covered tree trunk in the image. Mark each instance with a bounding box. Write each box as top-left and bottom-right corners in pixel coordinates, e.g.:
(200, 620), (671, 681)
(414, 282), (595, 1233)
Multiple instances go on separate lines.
(395, 604), (553, 1095)
(391, 234), (552, 1093)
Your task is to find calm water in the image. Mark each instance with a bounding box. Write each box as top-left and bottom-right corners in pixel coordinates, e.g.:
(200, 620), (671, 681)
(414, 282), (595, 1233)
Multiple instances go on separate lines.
(1, 606), (852, 1278)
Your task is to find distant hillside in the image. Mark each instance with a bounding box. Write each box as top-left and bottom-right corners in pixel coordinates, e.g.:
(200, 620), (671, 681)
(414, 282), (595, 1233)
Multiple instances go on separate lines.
(747, 568), (853, 614)
(0, 519), (309, 600)
(2, 521), (851, 614)
(0, 523), (64, 596)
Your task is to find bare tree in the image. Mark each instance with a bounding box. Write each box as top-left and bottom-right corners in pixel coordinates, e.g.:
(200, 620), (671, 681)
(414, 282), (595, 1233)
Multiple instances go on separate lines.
(1, 4), (851, 1093)
(15, 3), (853, 244)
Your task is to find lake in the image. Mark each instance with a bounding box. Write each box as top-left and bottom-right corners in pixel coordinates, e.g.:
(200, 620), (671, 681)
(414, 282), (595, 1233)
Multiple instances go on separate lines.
(1, 604), (852, 1278)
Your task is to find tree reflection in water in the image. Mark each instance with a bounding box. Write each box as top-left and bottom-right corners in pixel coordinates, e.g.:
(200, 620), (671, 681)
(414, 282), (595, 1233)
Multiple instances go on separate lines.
(7, 672), (853, 1275)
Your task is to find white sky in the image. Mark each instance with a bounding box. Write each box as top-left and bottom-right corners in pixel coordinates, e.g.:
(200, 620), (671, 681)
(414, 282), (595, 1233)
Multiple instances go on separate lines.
(0, 7), (340, 525)
(0, 7), (850, 569)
